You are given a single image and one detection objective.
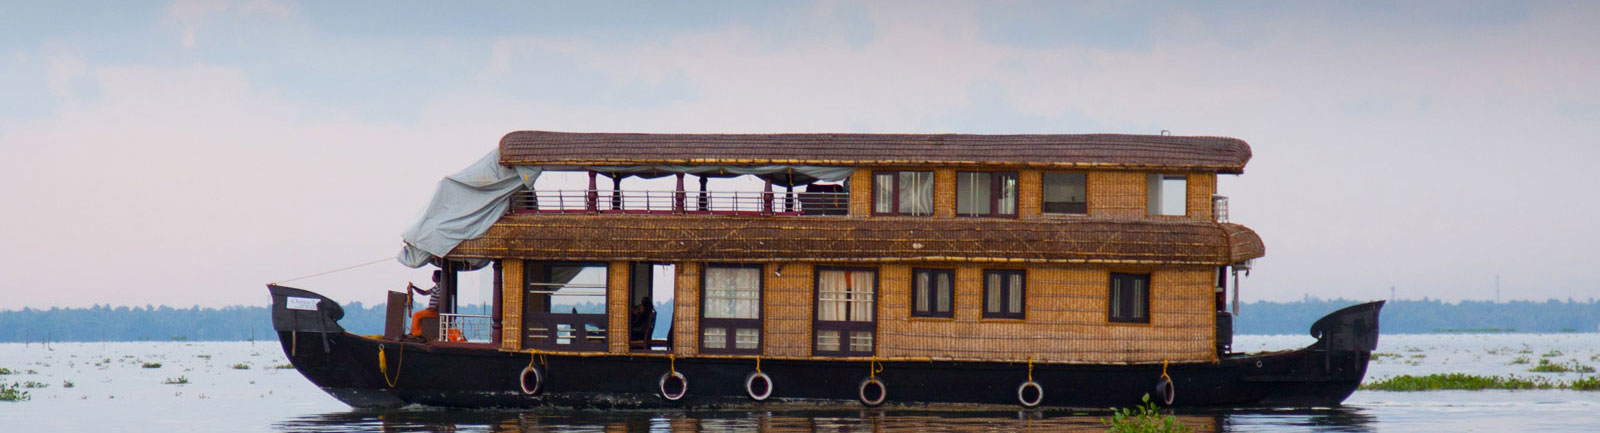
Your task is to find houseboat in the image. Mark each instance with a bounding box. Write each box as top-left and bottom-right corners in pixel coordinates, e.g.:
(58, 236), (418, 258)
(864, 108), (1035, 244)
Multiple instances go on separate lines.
(269, 131), (1383, 409)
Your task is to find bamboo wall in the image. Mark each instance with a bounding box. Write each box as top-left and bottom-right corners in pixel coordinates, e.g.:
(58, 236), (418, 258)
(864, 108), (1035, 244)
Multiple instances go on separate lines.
(500, 260), (524, 351)
(1186, 173), (1216, 220)
(764, 263), (815, 357)
(877, 264), (1217, 363)
(851, 168), (1218, 221)
(607, 261), (630, 353)
(847, 170), (873, 217)
(1086, 171), (1145, 218)
(673, 262), (702, 355)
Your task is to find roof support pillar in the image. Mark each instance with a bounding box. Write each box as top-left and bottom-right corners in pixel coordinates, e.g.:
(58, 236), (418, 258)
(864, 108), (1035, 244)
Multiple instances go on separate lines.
(673, 173), (686, 215)
(586, 171), (598, 214)
(761, 179), (774, 216)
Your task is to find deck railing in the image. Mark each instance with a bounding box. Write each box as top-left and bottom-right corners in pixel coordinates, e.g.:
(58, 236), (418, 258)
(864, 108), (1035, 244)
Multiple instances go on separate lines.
(1212, 195), (1229, 223)
(438, 313), (493, 343)
(510, 189), (849, 216)
(523, 312), (609, 351)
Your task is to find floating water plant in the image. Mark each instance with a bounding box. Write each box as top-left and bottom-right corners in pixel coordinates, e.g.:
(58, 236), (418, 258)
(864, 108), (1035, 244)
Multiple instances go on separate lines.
(273, 364), (294, 369)
(142, 362), (162, 369)
(1101, 394), (1192, 433)
(1360, 373), (1554, 391)
(0, 383), (29, 402)
(162, 376), (189, 385)
(1510, 356), (1531, 365)
(1542, 349), (1564, 358)
(1571, 377), (1600, 391)
(1529, 359), (1595, 374)
(20, 381), (48, 389)
(62, 380), (74, 389)
(1371, 352), (1399, 361)
(231, 363), (250, 370)
(0, 368), (12, 375)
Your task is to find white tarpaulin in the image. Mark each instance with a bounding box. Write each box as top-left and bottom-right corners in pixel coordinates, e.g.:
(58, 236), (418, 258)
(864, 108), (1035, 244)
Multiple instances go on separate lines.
(397, 151), (854, 268)
(398, 150), (539, 268)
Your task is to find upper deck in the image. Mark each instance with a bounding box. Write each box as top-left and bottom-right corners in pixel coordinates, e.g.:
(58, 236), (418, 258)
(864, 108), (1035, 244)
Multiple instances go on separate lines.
(442, 131), (1265, 266)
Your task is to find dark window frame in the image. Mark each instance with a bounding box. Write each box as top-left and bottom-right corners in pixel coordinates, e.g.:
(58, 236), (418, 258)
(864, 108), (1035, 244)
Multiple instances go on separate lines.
(1041, 171), (1089, 215)
(812, 266), (879, 357)
(520, 260), (611, 351)
(698, 263), (765, 355)
(1108, 272), (1152, 324)
(955, 171), (1019, 218)
(871, 170), (934, 216)
(910, 268), (955, 318)
(981, 269), (1026, 319)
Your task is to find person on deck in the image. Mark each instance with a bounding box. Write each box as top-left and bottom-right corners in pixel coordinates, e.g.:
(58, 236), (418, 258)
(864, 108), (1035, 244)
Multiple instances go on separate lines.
(407, 271), (443, 339)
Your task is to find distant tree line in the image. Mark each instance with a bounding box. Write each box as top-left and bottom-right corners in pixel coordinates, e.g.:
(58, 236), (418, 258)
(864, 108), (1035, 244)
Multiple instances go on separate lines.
(0, 298), (1593, 343)
(1234, 298), (1600, 335)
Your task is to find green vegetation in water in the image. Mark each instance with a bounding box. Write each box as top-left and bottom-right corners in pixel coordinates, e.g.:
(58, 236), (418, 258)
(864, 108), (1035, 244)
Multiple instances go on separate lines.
(61, 380), (74, 389)
(1510, 356), (1531, 365)
(273, 363), (295, 369)
(231, 363), (250, 370)
(1101, 394), (1192, 433)
(1529, 359), (1596, 373)
(0, 382), (29, 402)
(1542, 349), (1564, 358)
(19, 381), (48, 389)
(1361, 373), (1554, 391)
(0, 367), (12, 375)
(1371, 352), (1399, 361)
(162, 376), (189, 385)
(1361, 373), (1600, 391)
(141, 362), (162, 368)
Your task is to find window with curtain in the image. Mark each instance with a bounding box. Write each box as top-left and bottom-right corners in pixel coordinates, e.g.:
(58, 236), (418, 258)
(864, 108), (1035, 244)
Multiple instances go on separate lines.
(911, 268), (953, 318)
(814, 268), (877, 356)
(871, 171), (933, 216)
(1042, 172), (1087, 214)
(1109, 272), (1150, 323)
(957, 172), (1018, 217)
(701, 265), (762, 353)
(982, 269), (1025, 319)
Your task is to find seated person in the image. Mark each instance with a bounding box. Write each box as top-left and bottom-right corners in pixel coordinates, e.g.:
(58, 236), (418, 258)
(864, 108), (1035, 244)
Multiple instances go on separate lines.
(629, 296), (656, 347)
(407, 271), (443, 340)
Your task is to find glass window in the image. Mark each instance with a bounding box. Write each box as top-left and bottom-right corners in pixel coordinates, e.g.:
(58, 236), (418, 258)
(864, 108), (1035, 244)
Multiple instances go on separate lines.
(957, 172), (1018, 217)
(982, 269), (1026, 319)
(701, 265), (762, 354)
(1109, 273), (1151, 323)
(872, 171), (933, 216)
(815, 268), (877, 356)
(912, 268), (954, 318)
(1147, 174), (1188, 216)
(1043, 172), (1087, 214)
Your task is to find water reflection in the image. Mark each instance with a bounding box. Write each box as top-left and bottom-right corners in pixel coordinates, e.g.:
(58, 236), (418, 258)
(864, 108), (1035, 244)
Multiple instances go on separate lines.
(275, 408), (1379, 433)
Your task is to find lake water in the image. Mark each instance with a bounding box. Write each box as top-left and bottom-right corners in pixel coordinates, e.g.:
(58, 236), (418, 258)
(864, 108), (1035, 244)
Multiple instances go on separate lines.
(2, 333), (1597, 432)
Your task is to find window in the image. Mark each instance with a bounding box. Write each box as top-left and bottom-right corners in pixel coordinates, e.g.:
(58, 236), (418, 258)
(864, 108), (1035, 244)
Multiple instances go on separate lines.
(872, 171), (933, 216)
(814, 268), (877, 356)
(1109, 273), (1150, 323)
(1042, 172), (1087, 215)
(521, 261), (609, 351)
(1147, 174), (1187, 216)
(911, 268), (954, 318)
(982, 269), (1025, 319)
(700, 264), (762, 354)
(957, 172), (1018, 217)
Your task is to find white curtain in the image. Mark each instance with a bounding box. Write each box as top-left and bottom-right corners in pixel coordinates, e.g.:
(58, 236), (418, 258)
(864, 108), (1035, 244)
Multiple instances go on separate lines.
(872, 173), (895, 214)
(704, 267), (760, 319)
(900, 171), (933, 216)
(817, 270), (874, 322)
(985, 272), (1002, 313)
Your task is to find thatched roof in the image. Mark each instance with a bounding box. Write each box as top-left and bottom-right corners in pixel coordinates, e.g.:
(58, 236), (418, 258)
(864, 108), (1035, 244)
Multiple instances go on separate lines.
(450, 215), (1264, 266)
(500, 131), (1253, 174)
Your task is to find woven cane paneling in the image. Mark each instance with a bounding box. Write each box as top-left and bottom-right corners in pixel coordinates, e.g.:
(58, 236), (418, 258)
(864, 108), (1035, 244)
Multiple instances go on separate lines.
(500, 259), (523, 351)
(673, 263), (701, 356)
(763, 263), (814, 357)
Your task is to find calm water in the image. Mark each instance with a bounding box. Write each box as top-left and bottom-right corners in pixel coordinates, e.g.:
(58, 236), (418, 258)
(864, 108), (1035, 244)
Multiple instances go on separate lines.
(3, 334), (1598, 432)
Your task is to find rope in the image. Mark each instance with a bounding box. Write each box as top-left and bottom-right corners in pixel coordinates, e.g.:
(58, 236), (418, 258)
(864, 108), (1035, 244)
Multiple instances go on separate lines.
(869, 357), (884, 379)
(379, 344), (403, 388)
(669, 354), (677, 375)
(1160, 359), (1171, 382)
(272, 256), (393, 285)
(755, 355), (762, 374)
(1027, 356), (1034, 382)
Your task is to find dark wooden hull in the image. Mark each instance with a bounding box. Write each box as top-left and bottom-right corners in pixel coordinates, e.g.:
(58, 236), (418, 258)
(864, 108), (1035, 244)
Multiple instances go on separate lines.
(269, 285), (1382, 410)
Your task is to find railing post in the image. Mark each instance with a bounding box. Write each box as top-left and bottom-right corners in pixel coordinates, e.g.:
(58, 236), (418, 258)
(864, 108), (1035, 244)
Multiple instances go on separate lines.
(762, 179), (774, 216)
(697, 176), (709, 211)
(586, 171), (598, 214)
(674, 173), (686, 214)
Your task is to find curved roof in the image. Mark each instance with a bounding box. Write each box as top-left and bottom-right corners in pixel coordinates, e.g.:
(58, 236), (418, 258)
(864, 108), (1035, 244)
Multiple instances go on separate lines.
(500, 131), (1253, 174)
(451, 215), (1265, 266)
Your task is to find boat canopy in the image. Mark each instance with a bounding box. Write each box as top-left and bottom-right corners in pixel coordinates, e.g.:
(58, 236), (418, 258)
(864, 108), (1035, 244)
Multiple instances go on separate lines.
(399, 150), (856, 267)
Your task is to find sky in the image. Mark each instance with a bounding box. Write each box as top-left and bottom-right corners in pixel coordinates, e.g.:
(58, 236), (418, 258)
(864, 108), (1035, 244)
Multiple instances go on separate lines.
(2, 0), (1597, 310)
